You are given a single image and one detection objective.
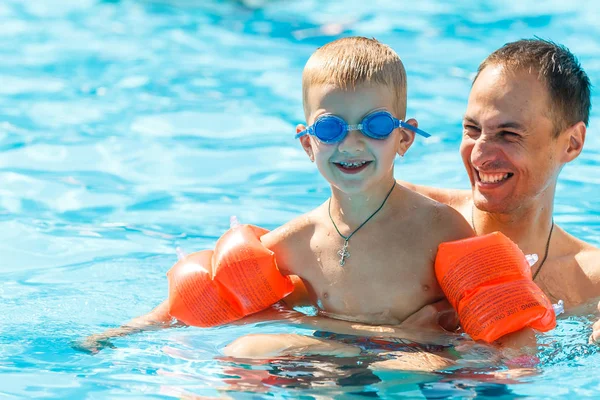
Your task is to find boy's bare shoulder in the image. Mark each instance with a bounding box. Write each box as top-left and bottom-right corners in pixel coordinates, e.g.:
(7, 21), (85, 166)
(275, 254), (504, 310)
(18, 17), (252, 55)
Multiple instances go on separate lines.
(402, 187), (474, 243)
(259, 206), (324, 275)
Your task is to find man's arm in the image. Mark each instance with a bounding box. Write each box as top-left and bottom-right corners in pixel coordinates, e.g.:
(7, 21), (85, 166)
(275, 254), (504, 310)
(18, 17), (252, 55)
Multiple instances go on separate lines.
(398, 180), (471, 211)
(582, 247), (600, 344)
(591, 301), (600, 344)
(283, 313), (461, 346)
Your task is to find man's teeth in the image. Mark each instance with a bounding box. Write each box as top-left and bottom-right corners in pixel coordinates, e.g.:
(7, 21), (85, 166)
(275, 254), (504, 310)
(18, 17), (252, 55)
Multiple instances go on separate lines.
(339, 161), (368, 167)
(479, 172), (510, 183)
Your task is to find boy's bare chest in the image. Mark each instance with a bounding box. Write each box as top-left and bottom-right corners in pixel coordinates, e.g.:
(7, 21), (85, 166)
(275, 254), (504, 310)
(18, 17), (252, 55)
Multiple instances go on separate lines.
(298, 230), (442, 324)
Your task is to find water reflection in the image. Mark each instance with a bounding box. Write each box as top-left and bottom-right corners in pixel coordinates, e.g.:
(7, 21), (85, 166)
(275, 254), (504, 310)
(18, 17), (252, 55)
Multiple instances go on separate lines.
(215, 355), (537, 398)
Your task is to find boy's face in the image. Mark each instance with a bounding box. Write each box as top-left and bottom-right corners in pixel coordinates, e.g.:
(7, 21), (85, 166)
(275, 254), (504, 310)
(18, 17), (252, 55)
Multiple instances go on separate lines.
(298, 83), (415, 194)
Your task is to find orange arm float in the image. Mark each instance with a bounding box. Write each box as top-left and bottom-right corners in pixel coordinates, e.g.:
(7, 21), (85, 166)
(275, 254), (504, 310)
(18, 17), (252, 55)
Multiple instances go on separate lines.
(435, 232), (556, 343)
(166, 224), (295, 327)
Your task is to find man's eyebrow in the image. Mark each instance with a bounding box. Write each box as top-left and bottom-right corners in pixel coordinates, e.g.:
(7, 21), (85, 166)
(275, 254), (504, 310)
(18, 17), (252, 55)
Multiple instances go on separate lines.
(462, 116), (479, 126)
(462, 116), (525, 131)
(496, 121), (525, 130)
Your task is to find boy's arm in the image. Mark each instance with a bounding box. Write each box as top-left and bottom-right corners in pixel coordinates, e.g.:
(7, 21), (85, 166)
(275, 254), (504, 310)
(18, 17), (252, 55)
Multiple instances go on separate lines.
(430, 201), (475, 243)
(76, 219), (313, 354)
(282, 275), (313, 308)
(260, 218), (315, 308)
(74, 300), (182, 354)
(259, 219), (309, 276)
(494, 328), (538, 363)
(430, 206), (540, 362)
(389, 203), (473, 333)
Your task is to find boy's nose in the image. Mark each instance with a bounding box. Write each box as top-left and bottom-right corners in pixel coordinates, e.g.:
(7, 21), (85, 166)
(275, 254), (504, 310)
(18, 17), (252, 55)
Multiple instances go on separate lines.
(337, 129), (365, 153)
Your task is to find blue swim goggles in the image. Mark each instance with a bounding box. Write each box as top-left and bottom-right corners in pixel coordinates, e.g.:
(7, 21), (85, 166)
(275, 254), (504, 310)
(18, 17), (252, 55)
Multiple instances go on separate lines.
(295, 110), (431, 143)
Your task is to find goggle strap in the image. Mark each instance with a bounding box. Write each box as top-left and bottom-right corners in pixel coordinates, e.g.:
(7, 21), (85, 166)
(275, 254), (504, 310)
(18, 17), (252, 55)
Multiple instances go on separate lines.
(397, 120), (431, 138)
(294, 126), (312, 139)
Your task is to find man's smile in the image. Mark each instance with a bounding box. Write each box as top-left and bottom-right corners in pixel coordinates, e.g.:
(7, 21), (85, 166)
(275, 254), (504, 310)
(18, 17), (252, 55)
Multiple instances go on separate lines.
(474, 168), (514, 187)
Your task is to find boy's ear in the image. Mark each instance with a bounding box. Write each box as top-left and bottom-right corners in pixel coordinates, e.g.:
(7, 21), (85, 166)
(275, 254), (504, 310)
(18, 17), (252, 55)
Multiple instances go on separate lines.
(297, 124), (314, 162)
(560, 121), (586, 163)
(397, 118), (417, 157)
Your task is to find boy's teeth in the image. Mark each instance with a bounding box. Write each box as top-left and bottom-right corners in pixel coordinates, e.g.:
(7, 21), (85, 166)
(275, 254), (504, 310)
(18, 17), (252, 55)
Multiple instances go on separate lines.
(479, 172), (510, 183)
(339, 161), (367, 167)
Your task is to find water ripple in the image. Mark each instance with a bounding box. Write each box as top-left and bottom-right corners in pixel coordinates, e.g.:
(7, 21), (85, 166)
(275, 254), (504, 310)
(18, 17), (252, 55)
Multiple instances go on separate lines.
(1, 0), (600, 398)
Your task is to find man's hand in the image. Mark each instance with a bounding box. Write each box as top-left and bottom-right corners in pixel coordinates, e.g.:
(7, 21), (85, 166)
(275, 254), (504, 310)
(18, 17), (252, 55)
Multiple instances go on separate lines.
(400, 298), (460, 332)
(589, 300), (600, 344)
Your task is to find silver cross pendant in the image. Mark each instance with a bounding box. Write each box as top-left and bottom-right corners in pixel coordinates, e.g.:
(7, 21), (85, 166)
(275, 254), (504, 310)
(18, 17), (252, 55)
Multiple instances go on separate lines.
(337, 240), (350, 266)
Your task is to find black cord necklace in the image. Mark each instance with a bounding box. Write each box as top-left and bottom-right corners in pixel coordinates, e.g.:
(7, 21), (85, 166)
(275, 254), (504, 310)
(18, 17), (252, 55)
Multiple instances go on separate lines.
(471, 206), (554, 281)
(328, 181), (396, 267)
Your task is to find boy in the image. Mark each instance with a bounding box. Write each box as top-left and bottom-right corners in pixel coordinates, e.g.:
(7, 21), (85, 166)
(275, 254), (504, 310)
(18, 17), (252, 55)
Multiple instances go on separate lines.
(78, 37), (473, 358)
(253, 36), (473, 325)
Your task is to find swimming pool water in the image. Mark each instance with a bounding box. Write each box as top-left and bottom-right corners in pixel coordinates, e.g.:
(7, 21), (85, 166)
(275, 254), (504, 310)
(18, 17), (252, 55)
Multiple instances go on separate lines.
(1, 0), (599, 398)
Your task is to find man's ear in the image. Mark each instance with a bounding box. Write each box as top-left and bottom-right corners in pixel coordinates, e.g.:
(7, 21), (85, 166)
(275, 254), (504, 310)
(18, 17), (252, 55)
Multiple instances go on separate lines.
(397, 118), (417, 157)
(560, 121), (586, 163)
(297, 124), (314, 162)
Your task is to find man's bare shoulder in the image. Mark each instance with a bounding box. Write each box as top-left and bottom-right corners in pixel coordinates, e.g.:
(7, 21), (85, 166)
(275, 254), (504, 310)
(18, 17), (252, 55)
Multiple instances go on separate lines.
(550, 226), (600, 305)
(579, 246), (600, 286)
(567, 231), (600, 279)
(398, 180), (472, 212)
(556, 225), (600, 267)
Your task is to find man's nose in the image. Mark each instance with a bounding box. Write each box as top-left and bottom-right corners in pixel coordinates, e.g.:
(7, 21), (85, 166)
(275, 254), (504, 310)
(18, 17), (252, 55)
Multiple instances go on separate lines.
(471, 137), (498, 169)
(337, 129), (365, 153)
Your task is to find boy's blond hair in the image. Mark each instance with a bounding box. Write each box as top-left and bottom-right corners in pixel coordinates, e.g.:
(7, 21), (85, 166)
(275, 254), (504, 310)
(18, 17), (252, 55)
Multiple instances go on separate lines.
(302, 37), (408, 119)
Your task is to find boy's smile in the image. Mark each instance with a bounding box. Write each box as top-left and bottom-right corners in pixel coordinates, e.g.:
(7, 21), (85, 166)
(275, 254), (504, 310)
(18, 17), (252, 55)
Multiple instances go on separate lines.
(334, 160), (372, 174)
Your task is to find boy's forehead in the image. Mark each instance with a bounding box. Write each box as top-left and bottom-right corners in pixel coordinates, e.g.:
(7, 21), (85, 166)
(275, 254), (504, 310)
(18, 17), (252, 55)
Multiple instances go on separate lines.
(304, 83), (396, 120)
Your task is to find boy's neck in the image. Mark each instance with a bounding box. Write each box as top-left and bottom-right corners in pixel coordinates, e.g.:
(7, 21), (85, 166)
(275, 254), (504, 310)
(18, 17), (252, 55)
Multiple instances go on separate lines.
(329, 177), (397, 228)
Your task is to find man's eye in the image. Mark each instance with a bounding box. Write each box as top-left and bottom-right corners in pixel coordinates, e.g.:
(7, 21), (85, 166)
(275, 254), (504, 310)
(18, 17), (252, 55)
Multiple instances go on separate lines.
(501, 131), (520, 139)
(463, 125), (480, 137)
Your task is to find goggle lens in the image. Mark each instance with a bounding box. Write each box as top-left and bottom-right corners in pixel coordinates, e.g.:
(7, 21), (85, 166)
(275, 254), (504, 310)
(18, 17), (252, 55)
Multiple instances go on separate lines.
(364, 113), (395, 138)
(315, 116), (345, 142)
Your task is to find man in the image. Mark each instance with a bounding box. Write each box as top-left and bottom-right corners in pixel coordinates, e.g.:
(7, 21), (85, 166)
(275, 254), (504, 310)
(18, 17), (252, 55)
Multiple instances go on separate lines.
(402, 39), (600, 342)
(225, 39), (600, 361)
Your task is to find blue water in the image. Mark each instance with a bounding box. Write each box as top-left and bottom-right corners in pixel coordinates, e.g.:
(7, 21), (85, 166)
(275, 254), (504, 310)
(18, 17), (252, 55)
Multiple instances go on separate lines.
(1, 0), (599, 398)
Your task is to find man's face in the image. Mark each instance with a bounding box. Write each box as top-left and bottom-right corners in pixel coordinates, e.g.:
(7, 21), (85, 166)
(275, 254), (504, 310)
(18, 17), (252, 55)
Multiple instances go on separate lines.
(460, 65), (564, 214)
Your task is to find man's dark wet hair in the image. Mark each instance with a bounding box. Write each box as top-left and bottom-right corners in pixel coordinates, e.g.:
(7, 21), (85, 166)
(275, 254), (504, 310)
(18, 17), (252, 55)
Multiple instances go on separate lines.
(475, 38), (591, 136)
